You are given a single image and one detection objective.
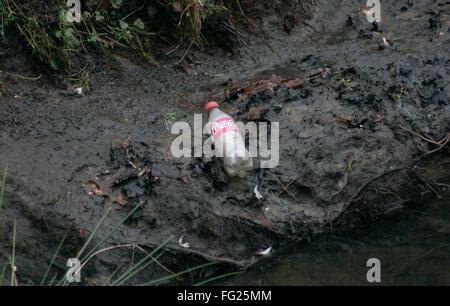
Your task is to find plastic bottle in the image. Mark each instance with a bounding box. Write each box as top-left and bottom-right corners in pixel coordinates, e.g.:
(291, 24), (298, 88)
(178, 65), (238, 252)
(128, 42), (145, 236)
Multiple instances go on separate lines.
(205, 101), (253, 178)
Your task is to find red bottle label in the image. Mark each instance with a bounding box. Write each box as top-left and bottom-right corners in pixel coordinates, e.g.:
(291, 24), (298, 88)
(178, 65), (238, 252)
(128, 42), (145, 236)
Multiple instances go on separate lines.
(211, 117), (238, 140)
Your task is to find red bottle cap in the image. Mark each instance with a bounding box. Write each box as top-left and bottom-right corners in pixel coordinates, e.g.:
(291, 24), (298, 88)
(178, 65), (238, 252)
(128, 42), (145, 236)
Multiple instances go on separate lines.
(205, 101), (219, 112)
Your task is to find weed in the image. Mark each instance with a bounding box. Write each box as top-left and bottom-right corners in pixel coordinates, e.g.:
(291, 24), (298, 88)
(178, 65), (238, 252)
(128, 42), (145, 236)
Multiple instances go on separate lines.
(164, 113), (179, 130)
(0, 0), (15, 38)
(1, 0), (239, 71)
(341, 78), (359, 91)
(200, 0), (228, 20)
(347, 160), (353, 172)
(67, 64), (93, 92)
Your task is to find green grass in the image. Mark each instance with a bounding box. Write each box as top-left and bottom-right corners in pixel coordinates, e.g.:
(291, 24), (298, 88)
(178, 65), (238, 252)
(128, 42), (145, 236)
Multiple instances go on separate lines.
(110, 236), (174, 286)
(164, 113), (179, 130)
(0, 0), (157, 71)
(103, 263), (123, 285)
(50, 202), (236, 286)
(40, 231), (68, 286)
(46, 201), (225, 286)
(0, 164), (8, 286)
(138, 261), (217, 286)
(0, 0), (234, 73)
(194, 270), (242, 286)
(0, 163), (7, 214)
(10, 218), (16, 286)
(0, 266), (6, 286)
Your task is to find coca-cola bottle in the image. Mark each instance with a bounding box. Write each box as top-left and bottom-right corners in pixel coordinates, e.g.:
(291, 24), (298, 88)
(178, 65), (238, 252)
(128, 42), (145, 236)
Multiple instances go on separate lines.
(205, 101), (253, 178)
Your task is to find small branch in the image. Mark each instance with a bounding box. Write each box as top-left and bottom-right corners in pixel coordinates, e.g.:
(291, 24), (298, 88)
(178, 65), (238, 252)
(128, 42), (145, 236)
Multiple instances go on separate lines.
(278, 178), (296, 197)
(265, 171), (291, 197)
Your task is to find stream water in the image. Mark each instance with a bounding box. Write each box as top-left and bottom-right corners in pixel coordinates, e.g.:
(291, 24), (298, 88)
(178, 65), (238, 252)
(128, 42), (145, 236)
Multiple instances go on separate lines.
(221, 191), (449, 285)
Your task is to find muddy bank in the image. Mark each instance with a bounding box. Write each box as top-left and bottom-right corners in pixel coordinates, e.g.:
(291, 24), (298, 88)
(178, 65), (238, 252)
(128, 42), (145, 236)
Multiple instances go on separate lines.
(0, 0), (449, 285)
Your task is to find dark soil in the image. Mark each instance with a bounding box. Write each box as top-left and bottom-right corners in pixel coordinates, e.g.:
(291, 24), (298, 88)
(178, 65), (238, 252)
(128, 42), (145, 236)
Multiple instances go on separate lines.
(0, 0), (449, 285)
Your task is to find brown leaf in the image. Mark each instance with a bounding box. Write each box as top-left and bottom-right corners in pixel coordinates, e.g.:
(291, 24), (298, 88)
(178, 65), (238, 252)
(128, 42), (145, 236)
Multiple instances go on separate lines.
(235, 87), (255, 102)
(110, 193), (128, 206)
(83, 180), (103, 195)
(104, 193), (128, 211)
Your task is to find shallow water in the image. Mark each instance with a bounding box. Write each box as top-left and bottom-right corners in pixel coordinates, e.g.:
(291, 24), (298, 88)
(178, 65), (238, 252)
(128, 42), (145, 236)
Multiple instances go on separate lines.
(222, 191), (449, 285)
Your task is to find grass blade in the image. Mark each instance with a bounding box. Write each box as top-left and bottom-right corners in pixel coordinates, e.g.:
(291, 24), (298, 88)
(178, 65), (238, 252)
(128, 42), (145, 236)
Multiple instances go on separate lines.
(57, 208), (112, 286)
(103, 264), (123, 286)
(113, 249), (166, 286)
(11, 218), (16, 286)
(111, 236), (173, 286)
(58, 202), (143, 286)
(48, 273), (58, 286)
(194, 271), (242, 286)
(76, 208), (112, 259)
(80, 202), (143, 263)
(0, 163), (8, 214)
(0, 265), (6, 286)
(138, 261), (217, 286)
(40, 231), (68, 286)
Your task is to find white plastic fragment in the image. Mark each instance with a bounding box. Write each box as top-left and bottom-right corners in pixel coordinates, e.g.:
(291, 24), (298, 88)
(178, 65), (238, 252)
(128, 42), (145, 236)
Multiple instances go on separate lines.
(382, 37), (390, 47)
(74, 87), (83, 95)
(178, 236), (190, 248)
(254, 185), (263, 200)
(255, 247), (272, 256)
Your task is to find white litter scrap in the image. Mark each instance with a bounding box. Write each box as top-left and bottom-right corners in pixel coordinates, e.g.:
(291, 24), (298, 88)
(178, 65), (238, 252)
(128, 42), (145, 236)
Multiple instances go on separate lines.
(74, 87), (83, 95)
(254, 185), (263, 200)
(382, 37), (390, 47)
(178, 236), (190, 248)
(255, 247), (272, 256)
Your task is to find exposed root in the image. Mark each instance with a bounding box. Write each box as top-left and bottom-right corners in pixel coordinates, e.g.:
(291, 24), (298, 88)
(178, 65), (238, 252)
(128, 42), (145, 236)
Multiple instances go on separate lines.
(399, 126), (450, 157)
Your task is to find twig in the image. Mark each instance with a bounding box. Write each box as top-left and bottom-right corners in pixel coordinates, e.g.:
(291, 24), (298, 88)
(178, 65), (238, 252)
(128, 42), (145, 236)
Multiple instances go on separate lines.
(421, 134), (449, 157)
(264, 171), (291, 196)
(278, 178), (296, 197)
(399, 126), (449, 157)
(75, 243), (137, 277)
(235, 0), (249, 20)
(399, 126), (440, 145)
(3, 72), (41, 80)
(339, 166), (408, 215)
(134, 245), (176, 276)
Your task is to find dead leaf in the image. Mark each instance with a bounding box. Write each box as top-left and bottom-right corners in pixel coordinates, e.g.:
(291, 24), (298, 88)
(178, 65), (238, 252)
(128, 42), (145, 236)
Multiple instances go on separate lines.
(83, 180), (104, 195)
(233, 87), (254, 102)
(110, 193), (128, 206)
(104, 193), (128, 210)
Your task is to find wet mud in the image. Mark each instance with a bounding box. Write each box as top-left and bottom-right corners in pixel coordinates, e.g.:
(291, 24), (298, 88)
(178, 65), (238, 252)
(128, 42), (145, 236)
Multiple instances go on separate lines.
(0, 0), (449, 284)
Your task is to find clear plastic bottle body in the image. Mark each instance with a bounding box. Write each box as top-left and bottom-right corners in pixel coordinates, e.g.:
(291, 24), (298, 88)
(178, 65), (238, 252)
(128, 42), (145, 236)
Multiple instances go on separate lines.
(207, 107), (253, 178)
